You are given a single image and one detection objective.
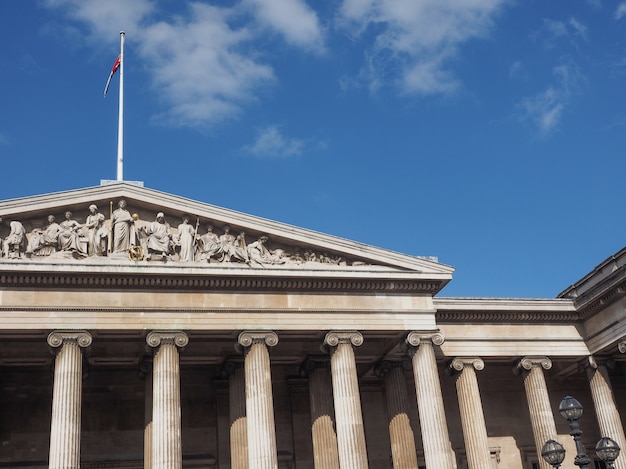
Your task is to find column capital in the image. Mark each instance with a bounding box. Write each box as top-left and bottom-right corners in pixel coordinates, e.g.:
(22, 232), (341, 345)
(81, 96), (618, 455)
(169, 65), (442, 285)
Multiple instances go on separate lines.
(514, 356), (552, 374)
(323, 330), (363, 348)
(146, 331), (189, 349)
(237, 330), (278, 348)
(47, 330), (92, 348)
(138, 356), (153, 380)
(220, 358), (244, 378)
(374, 359), (412, 377)
(405, 330), (445, 348)
(579, 355), (615, 372)
(450, 357), (485, 373)
(619, 336), (626, 353)
(299, 356), (331, 377)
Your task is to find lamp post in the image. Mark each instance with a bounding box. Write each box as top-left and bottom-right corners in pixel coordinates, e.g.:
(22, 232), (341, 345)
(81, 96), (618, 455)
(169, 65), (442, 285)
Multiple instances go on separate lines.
(541, 396), (621, 469)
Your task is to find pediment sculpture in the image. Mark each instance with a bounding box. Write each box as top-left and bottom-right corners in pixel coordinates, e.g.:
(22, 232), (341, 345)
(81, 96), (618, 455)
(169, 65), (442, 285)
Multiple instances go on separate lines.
(0, 199), (364, 268)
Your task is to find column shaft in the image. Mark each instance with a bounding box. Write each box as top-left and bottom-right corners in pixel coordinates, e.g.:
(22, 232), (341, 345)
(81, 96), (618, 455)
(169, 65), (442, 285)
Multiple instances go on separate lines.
(407, 331), (457, 469)
(307, 362), (340, 469)
(229, 364), (248, 469)
(325, 331), (369, 469)
(47, 331), (92, 469)
(147, 331), (188, 469)
(586, 359), (626, 469)
(239, 331), (279, 469)
(381, 363), (419, 469)
(139, 359), (153, 469)
(451, 358), (492, 469)
(517, 357), (556, 469)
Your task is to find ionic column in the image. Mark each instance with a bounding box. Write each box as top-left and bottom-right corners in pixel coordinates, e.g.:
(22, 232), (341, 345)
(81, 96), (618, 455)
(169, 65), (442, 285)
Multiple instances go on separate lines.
(323, 331), (369, 469)
(584, 356), (626, 469)
(515, 356), (556, 469)
(376, 360), (419, 469)
(449, 357), (491, 469)
(47, 330), (92, 469)
(301, 357), (340, 469)
(138, 358), (153, 469)
(238, 331), (279, 469)
(405, 331), (457, 469)
(146, 331), (189, 469)
(222, 360), (248, 469)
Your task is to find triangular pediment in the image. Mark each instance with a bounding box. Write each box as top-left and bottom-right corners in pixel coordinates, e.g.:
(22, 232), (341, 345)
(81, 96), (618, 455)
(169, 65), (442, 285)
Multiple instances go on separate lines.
(0, 183), (453, 281)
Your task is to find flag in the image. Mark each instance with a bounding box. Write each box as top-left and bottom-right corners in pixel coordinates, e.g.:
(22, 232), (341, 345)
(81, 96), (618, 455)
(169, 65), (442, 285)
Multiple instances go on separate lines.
(103, 55), (121, 97)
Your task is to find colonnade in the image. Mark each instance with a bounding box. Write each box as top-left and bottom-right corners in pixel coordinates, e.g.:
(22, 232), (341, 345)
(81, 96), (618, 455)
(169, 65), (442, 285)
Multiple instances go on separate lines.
(45, 330), (626, 469)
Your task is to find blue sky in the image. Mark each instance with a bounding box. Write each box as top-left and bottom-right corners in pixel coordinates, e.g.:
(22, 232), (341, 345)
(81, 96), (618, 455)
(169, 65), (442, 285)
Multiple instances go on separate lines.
(1, 0), (626, 298)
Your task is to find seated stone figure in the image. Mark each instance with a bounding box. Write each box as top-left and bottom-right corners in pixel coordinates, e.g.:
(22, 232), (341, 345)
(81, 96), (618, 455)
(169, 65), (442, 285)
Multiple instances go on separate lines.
(197, 225), (220, 262)
(58, 211), (87, 257)
(4, 220), (26, 259)
(26, 215), (61, 257)
(142, 212), (172, 259)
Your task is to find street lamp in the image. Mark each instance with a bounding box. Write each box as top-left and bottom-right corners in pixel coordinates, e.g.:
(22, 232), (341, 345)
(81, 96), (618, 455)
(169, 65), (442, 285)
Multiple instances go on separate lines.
(541, 396), (621, 469)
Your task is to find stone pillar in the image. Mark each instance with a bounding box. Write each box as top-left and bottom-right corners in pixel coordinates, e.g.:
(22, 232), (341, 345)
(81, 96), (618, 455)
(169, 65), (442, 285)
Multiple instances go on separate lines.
(405, 331), (457, 469)
(515, 356), (556, 469)
(584, 356), (626, 469)
(146, 331), (189, 469)
(323, 331), (369, 469)
(138, 358), (153, 469)
(47, 330), (92, 469)
(301, 357), (340, 469)
(223, 361), (248, 469)
(376, 360), (419, 469)
(449, 357), (492, 469)
(238, 331), (279, 469)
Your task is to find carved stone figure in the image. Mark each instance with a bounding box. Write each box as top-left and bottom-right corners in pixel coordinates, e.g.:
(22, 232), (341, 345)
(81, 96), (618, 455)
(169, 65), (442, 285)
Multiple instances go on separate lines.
(26, 215), (61, 256)
(247, 236), (285, 266)
(143, 212), (172, 259)
(176, 215), (196, 262)
(197, 225), (220, 262)
(58, 211), (87, 256)
(111, 200), (134, 253)
(4, 220), (26, 258)
(85, 205), (108, 256)
(218, 225), (248, 263)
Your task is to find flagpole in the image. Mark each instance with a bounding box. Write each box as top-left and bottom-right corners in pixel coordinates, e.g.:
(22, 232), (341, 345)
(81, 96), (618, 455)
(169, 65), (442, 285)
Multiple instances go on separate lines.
(116, 31), (125, 181)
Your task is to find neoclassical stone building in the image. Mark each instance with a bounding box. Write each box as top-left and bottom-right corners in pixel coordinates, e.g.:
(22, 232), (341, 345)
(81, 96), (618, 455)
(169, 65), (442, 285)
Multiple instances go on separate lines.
(0, 182), (625, 469)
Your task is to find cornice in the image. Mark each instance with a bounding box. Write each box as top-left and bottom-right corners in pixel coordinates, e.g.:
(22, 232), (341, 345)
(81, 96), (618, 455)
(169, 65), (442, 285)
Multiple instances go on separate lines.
(434, 297), (579, 322)
(571, 277), (626, 319)
(0, 270), (444, 293)
(435, 310), (580, 322)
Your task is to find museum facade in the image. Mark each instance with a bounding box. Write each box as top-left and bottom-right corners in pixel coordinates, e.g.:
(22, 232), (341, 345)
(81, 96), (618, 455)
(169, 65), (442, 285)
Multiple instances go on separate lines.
(0, 182), (625, 469)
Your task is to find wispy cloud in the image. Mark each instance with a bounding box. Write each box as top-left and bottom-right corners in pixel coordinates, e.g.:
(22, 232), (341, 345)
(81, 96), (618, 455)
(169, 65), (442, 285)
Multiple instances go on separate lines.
(243, 0), (325, 53)
(337, 0), (508, 95)
(615, 2), (626, 20)
(243, 125), (304, 158)
(518, 61), (582, 136)
(0, 133), (8, 146)
(139, 4), (274, 126)
(43, 0), (323, 128)
(531, 17), (589, 49)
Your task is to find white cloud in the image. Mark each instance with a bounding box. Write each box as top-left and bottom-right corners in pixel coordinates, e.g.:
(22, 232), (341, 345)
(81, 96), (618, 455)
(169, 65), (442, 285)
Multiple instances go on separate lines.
(518, 62), (582, 136)
(531, 17), (588, 49)
(615, 3), (626, 20)
(44, 0), (321, 127)
(139, 4), (274, 126)
(509, 60), (524, 79)
(0, 133), (8, 146)
(244, 126), (304, 158)
(43, 0), (154, 41)
(243, 0), (325, 52)
(337, 0), (508, 95)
